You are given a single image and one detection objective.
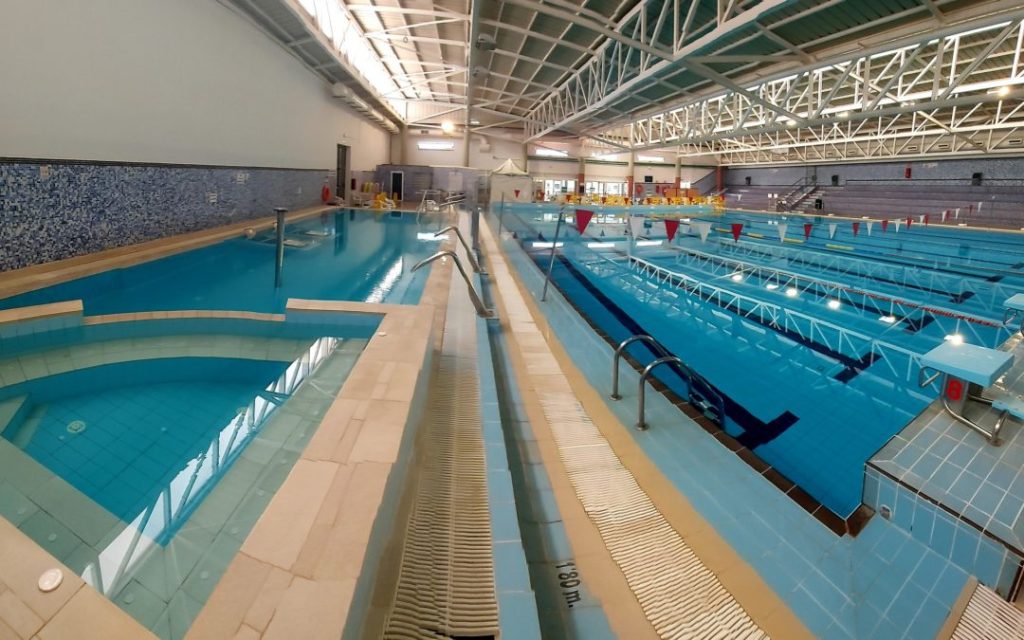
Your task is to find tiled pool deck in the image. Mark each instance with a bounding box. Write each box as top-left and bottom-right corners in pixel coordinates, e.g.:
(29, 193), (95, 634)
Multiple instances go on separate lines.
(870, 333), (1024, 599)
(491, 212), (975, 639)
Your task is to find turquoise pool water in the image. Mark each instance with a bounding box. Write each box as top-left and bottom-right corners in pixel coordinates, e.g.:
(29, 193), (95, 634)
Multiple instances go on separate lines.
(501, 205), (1024, 517)
(0, 209), (435, 314)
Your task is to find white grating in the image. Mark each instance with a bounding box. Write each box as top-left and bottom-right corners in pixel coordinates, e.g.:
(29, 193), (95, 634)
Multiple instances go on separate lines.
(482, 219), (768, 640)
(952, 584), (1024, 639)
(382, 229), (499, 640)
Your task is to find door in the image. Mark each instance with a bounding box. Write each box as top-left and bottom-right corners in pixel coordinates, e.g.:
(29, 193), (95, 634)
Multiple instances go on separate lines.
(389, 171), (404, 201)
(336, 144), (349, 198)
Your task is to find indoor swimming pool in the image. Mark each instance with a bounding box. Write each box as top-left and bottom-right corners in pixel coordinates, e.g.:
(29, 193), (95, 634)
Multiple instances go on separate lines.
(500, 205), (1024, 518)
(0, 209), (438, 314)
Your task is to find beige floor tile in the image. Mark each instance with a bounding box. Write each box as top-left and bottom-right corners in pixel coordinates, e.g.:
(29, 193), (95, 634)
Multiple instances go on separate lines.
(0, 588), (44, 639)
(186, 553), (273, 640)
(261, 577), (355, 640)
(241, 567), (292, 632)
(37, 588), (153, 640)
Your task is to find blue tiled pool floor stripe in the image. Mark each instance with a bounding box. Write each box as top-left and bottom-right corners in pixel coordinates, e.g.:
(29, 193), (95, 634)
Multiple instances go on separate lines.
(496, 221), (969, 639)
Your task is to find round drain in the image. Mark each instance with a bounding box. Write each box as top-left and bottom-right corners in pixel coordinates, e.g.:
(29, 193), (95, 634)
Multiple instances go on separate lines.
(38, 569), (63, 593)
(66, 420), (86, 434)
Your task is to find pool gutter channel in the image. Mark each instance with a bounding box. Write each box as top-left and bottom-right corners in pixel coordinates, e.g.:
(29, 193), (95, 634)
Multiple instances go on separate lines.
(476, 244), (614, 639)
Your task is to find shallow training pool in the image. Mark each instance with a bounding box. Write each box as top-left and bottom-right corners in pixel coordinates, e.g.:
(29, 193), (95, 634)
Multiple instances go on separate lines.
(0, 209), (438, 314)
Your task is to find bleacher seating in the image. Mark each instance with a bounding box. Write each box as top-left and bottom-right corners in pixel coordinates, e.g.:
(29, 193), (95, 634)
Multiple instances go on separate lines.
(724, 182), (1024, 229)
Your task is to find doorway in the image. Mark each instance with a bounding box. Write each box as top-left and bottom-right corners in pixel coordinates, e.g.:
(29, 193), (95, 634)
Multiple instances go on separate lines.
(390, 171), (404, 202)
(336, 144), (349, 199)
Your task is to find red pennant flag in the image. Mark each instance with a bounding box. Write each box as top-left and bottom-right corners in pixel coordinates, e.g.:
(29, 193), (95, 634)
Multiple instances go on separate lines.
(881, 219), (889, 232)
(574, 209), (594, 234)
(665, 219), (680, 242)
(731, 223), (743, 242)
(924, 214), (930, 225)
(852, 222), (860, 236)
(906, 217), (913, 228)
(514, 189), (520, 198)
(803, 223), (813, 239)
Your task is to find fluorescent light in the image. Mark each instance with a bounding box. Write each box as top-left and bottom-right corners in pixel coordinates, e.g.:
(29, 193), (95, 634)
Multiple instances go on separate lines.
(636, 240), (662, 247)
(945, 334), (964, 345)
(532, 241), (565, 248)
(785, 287), (799, 298)
(417, 232), (448, 241)
(535, 147), (568, 157)
(637, 155), (664, 163)
(440, 121), (456, 134)
(827, 299), (841, 310)
(470, 118), (481, 125)
(418, 140), (455, 151)
(879, 315), (897, 324)
(837, 111), (850, 119)
(766, 283), (780, 290)
(587, 242), (616, 248)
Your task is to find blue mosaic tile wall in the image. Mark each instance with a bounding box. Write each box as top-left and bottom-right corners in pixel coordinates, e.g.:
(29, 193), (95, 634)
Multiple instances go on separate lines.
(0, 160), (329, 272)
(865, 464), (1023, 598)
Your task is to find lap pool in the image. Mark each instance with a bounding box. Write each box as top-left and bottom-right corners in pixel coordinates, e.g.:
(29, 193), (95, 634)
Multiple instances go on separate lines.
(499, 204), (1023, 519)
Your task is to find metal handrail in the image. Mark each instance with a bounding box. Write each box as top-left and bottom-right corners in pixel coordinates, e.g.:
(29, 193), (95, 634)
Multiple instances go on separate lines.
(610, 333), (725, 430)
(411, 250), (491, 317)
(637, 356), (684, 430)
(610, 335), (664, 399)
(435, 225), (484, 273)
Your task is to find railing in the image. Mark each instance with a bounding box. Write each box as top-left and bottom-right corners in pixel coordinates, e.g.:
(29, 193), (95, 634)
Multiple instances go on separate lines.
(412, 250), (491, 317)
(609, 333), (725, 431)
(705, 235), (1023, 314)
(668, 244), (1008, 347)
(436, 225), (484, 273)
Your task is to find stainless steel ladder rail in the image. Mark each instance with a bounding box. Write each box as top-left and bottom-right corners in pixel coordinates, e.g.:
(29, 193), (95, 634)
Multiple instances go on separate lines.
(610, 333), (726, 430)
(412, 250), (491, 317)
(435, 225), (484, 273)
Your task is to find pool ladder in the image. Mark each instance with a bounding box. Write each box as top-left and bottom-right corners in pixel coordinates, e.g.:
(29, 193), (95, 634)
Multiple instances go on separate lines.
(610, 334), (725, 430)
(412, 250), (491, 317)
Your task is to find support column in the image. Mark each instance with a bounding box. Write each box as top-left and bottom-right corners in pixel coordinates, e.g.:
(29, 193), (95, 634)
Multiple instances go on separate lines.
(674, 155), (682, 191)
(463, 0), (482, 169)
(577, 154), (585, 196)
(626, 151), (635, 202)
(521, 143), (529, 173)
(396, 126), (407, 165)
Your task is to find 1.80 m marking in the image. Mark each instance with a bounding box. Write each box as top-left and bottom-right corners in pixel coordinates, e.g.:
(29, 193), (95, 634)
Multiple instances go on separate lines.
(556, 561), (582, 608)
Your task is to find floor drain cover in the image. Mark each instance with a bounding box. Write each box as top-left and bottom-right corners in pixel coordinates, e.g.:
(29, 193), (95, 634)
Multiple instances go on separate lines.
(67, 420), (86, 434)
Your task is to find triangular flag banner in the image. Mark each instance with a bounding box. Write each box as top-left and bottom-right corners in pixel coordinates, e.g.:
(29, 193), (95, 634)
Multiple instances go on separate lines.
(628, 215), (646, 239)
(881, 219), (889, 233)
(664, 219), (680, 242)
(906, 217), (913, 229)
(514, 189), (520, 198)
(955, 208), (960, 219)
(941, 210), (948, 222)
(828, 223), (837, 239)
(696, 221), (711, 242)
(866, 221), (874, 235)
(978, 201), (983, 211)
(575, 209), (594, 234)
(777, 223), (788, 242)
(731, 223), (743, 242)
(803, 223), (813, 239)
(852, 222), (860, 236)
(894, 218), (902, 232)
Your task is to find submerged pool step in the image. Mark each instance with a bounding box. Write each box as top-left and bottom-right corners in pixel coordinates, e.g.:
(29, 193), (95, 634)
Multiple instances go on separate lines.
(0, 394), (29, 439)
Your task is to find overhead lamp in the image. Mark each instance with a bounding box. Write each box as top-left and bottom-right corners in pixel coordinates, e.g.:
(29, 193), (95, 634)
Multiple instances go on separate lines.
(998, 85), (1011, 97)
(440, 121), (456, 134)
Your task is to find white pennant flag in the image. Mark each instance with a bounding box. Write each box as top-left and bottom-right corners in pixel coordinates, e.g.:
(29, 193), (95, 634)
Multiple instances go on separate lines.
(955, 208), (960, 219)
(919, 214), (926, 224)
(978, 201), (983, 211)
(894, 218), (902, 232)
(628, 215), (646, 239)
(941, 210), (948, 222)
(777, 223), (788, 242)
(866, 220), (874, 235)
(828, 223), (838, 239)
(696, 221), (711, 242)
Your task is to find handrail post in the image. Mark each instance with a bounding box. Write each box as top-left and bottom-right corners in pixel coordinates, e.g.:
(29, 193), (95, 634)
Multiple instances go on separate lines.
(637, 356), (684, 430)
(497, 193), (506, 236)
(411, 250), (491, 317)
(273, 207), (287, 288)
(435, 225), (484, 273)
(541, 205), (565, 302)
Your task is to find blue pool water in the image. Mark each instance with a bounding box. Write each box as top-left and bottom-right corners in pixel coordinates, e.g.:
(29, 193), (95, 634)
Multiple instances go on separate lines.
(0, 209), (436, 314)
(502, 205), (1024, 517)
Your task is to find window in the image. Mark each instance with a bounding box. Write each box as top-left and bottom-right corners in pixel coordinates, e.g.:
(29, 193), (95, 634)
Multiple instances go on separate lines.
(418, 140), (455, 151)
(535, 147), (569, 158)
(637, 155), (664, 163)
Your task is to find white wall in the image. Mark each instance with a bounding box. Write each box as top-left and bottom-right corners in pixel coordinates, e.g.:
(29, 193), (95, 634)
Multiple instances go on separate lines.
(0, 0), (390, 170)
(403, 133), (523, 170)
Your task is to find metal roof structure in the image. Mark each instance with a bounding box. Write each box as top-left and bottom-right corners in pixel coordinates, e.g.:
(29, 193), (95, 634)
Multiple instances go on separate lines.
(221, 0), (1024, 163)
